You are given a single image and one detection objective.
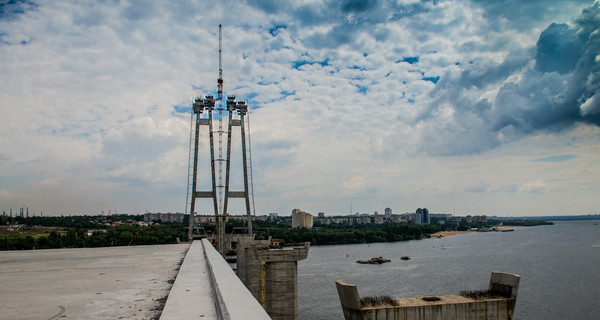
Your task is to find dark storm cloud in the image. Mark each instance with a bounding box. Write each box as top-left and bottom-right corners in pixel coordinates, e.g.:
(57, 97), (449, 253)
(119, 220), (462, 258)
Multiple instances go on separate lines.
(243, 0), (283, 14)
(412, 2), (600, 156)
(525, 2), (600, 126)
(472, 0), (592, 30)
(305, 24), (361, 48)
(535, 23), (583, 74)
(340, 0), (379, 13)
(245, 0), (434, 48)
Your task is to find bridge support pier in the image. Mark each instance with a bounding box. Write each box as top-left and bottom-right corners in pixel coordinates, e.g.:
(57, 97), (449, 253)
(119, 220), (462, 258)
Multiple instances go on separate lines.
(255, 243), (310, 320)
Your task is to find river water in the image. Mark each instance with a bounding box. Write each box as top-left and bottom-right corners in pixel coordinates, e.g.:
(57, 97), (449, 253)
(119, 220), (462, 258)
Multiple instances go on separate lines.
(297, 220), (600, 320)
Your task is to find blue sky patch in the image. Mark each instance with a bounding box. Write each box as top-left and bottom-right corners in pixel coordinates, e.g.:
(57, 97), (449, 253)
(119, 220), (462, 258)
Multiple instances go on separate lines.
(292, 59), (330, 70)
(399, 56), (419, 64)
(422, 76), (440, 84)
(173, 105), (191, 113)
(356, 85), (367, 94)
(258, 80), (278, 85)
(280, 90), (295, 98)
(269, 25), (287, 37)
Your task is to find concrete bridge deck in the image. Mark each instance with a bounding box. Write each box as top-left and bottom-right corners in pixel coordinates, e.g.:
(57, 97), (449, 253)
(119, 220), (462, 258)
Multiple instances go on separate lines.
(0, 239), (270, 319)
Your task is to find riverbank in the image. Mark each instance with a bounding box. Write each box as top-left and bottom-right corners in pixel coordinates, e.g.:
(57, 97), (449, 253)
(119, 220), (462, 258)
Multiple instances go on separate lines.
(430, 230), (473, 238)
(430, 226), (522, 238)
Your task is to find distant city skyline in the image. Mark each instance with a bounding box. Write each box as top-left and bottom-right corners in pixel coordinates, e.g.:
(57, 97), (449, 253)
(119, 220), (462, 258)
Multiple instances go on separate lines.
(1, 0), (599, 217)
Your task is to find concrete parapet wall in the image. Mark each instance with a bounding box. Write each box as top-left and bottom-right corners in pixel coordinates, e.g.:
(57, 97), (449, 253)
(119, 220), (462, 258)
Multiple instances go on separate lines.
(160, 240), (271, 320)
(335, 280), (362, 320)
(360, 298), (514, 320)
(336, 272), (520, 320)
(202, 238), (272, 320)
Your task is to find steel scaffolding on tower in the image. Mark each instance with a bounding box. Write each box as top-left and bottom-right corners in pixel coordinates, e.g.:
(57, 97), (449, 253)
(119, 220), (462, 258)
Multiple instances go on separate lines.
(186, 25), (254, 256)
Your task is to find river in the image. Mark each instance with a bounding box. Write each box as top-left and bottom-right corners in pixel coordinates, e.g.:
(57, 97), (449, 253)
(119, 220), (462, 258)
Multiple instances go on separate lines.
(297, 220), (600, 319)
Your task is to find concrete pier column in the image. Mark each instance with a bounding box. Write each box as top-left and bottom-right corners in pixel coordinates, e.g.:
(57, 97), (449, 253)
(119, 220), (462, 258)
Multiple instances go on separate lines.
(237, 237), (271, 300)
(256, 243), (310, 320)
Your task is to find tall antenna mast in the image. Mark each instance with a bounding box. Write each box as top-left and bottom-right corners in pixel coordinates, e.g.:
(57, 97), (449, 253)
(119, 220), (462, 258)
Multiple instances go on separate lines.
(218, 24), (223, 100)
(216, 24), (225, 254)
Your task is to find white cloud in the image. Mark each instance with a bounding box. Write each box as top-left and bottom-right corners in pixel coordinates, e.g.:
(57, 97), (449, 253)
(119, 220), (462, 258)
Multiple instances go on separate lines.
(580, 93), (600, 116)
(519, 180), (551, 193)
(0, 0), (598, 217)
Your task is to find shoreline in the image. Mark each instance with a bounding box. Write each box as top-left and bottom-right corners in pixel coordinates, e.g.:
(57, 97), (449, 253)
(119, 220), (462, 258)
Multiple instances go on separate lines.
(429, 226), (522, 239)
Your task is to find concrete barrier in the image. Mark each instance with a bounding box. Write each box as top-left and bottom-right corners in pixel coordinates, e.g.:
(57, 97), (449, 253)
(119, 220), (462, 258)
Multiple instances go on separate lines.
(160, 240), (217, 320)
(335, 280), (363, 320)
(160, 239), (271, 320)
(203, 238), (271, 320)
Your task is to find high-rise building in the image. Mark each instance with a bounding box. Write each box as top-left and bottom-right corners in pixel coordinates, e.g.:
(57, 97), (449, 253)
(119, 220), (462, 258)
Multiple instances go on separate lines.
(415, 208), (430, 224)
(318, 212), (325, 219)
(291, 209), (313, 228)
(384, 207), (392, 219)
(415, 208), (423, 224)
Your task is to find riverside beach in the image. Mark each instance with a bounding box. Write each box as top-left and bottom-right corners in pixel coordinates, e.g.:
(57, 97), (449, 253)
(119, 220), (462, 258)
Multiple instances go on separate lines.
(430, 226), (522, 238)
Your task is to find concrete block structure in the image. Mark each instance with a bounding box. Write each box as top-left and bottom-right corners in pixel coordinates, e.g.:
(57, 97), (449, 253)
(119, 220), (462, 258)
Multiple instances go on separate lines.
(236, 237), (272, 300)
(336, 272), (520, 320)
(255, 243), (310, 320)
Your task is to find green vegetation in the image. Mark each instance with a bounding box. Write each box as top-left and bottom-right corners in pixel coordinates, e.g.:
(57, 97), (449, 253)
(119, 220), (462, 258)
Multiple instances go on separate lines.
(255, 220), (443, 246)
(497, 219), (554, 227)
(458, 219), (553, 230)
(1, 215), (185, 251)
(253, 216), (553, 246)
(0, 213), (555, 250)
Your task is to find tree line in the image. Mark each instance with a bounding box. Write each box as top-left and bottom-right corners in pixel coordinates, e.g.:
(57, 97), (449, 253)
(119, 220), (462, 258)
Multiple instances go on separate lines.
(254, 221), (444, 246)
(1, 214), (553, 250)
(2, 216), (186, 250)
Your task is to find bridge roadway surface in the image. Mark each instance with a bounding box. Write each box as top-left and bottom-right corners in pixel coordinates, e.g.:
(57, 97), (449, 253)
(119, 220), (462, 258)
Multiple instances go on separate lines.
(0, 239), (270, 319)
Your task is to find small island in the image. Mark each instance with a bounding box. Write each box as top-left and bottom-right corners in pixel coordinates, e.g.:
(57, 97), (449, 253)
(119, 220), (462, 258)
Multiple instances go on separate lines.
(356, 257), (391, 264)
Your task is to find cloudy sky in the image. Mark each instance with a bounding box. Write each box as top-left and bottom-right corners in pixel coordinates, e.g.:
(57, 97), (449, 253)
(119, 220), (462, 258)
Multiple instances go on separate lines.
(1, 0), (599, 217)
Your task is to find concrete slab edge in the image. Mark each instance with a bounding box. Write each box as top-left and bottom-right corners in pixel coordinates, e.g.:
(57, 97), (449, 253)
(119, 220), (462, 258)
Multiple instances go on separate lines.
(201, 238), (272, 320)
(160, 241), (217, 320)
